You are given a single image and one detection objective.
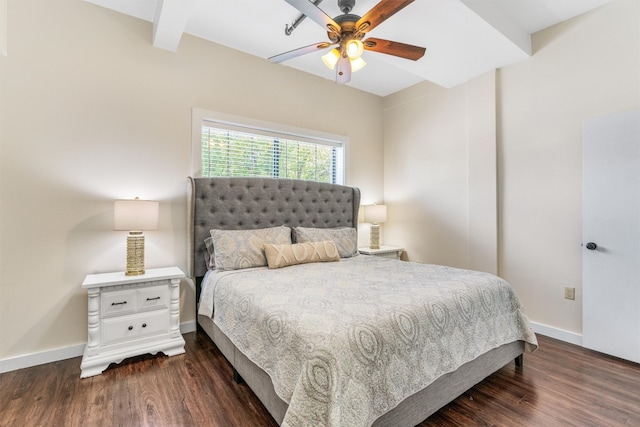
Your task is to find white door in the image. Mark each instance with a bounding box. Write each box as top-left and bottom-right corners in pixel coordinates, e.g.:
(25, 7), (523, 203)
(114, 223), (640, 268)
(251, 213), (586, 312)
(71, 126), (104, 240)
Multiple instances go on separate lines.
(583, 109), (640, 363)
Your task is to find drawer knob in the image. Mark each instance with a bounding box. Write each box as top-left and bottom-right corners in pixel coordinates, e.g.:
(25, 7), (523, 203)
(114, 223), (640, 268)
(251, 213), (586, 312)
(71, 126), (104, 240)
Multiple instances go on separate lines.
(142, 323), (147, 328)
(128, 326), (133, 331)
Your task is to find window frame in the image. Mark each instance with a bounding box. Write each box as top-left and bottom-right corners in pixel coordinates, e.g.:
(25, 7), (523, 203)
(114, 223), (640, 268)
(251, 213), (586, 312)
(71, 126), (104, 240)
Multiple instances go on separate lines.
(191, 108), (348, 184)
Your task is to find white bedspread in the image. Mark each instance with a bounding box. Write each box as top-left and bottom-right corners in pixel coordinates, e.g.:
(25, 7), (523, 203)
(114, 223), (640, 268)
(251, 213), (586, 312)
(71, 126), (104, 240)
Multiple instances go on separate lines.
(199, 256), (538, 427)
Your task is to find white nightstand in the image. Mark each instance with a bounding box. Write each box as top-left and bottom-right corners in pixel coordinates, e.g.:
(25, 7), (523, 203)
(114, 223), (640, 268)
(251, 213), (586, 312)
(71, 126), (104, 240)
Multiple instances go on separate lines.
(359, 245), (404, 260)
(80, 266), (186, 378)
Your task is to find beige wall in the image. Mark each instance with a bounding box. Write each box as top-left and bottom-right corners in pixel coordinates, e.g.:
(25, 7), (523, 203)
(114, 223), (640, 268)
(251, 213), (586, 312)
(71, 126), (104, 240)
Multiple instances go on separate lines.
(383, 0), (639, 337)
(382, 71), (498, 274)
(0, 1), (383, 361)
(498, 0), (639, 335)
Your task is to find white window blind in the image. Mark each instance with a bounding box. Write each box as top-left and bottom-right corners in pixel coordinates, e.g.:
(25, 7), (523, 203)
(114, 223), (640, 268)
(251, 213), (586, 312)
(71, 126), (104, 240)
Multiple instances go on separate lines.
(200, 119), (345, 185)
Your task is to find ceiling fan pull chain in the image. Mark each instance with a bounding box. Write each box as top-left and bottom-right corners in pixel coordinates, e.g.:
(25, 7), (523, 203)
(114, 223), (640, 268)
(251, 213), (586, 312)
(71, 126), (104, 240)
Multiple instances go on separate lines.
(285, 0), (325, 35)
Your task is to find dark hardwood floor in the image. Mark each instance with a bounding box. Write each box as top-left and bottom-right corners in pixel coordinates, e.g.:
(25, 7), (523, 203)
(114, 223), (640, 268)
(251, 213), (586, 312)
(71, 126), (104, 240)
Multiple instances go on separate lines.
(1, 332), (639, 427)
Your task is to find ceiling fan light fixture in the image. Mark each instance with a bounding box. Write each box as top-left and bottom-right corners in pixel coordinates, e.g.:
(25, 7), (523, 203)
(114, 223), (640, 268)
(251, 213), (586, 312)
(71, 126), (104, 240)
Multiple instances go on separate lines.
(322, 48), (341, 70)
(271, 0), (425, 84)
(345, 39), (364, 60)
(350, 56), (366, 72)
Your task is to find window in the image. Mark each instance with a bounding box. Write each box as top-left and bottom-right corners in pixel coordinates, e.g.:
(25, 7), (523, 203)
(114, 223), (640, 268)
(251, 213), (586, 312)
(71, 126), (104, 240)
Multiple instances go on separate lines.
(192, 108), (346, 185)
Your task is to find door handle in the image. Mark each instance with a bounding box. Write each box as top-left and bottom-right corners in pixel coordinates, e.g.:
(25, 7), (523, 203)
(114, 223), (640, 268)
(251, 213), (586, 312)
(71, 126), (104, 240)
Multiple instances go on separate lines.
(586, 242), (598, 250)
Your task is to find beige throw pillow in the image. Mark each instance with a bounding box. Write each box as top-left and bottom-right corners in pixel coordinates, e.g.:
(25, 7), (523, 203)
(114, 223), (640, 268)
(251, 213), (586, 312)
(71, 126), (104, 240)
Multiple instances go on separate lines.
(264, 241), (340, 269)
(210, 226), (292, 271)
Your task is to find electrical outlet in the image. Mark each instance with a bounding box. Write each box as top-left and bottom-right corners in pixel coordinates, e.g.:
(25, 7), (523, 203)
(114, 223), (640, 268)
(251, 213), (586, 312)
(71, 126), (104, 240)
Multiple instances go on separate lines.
(564, 287), (576, 300)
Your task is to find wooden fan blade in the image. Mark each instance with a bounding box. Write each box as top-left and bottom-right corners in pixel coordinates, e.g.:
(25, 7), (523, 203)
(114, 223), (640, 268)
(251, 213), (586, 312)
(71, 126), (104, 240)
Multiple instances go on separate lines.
(269, 42), (333, 63)
(356, 0), (414, 33)
(284, 0), (341, 35)
(363, 37), (425, 60)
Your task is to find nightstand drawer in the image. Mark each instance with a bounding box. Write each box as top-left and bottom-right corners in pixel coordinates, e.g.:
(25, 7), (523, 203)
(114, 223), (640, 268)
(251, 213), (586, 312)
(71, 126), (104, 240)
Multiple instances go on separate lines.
(102, 290), (137, 317)
(137, 285), (169, 311)
(102, 311), (170, 345)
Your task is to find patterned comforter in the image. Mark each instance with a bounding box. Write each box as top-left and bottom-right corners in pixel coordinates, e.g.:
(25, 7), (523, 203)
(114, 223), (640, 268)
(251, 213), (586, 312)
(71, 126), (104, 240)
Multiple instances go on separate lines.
(198, 256), (538, 427)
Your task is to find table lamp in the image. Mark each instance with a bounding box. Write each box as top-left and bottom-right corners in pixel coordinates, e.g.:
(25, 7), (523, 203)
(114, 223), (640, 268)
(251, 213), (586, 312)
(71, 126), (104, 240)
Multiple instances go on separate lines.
(363, 204), (387, 250)
(114, 197), (159, 276)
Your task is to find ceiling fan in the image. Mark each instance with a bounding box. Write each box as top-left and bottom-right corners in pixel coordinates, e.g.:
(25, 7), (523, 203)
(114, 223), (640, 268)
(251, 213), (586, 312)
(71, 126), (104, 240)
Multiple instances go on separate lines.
(269, 0), (426, 84)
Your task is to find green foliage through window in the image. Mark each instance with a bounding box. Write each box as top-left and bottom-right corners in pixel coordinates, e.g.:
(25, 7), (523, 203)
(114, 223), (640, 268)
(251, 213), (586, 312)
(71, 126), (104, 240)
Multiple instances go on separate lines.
(201, 126), (344, 184)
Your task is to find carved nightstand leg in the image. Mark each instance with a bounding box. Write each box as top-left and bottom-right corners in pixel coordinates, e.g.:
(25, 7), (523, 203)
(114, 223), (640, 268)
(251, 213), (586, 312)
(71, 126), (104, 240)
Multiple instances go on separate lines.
(169, 277), (181, 339)
(86, 288), (100, 353)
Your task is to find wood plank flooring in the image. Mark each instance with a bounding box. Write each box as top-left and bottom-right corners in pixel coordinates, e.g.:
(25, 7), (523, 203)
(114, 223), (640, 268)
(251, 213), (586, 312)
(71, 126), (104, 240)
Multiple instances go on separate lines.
(1, 332), (639, 426)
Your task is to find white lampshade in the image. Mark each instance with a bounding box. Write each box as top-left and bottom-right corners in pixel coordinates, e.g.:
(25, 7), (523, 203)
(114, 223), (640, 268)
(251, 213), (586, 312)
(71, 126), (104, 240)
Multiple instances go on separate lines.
(345, 39), (364, 60)
(114, 198), (159, 231)
(350, 57), (366, 72)
(323, 44), (365, 76)
(364, 204), (387, 224)
(322, 48), (340, 70)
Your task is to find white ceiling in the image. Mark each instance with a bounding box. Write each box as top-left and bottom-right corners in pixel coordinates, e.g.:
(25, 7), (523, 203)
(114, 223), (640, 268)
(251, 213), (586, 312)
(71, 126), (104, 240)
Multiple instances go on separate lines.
(87, 0), (615, 96)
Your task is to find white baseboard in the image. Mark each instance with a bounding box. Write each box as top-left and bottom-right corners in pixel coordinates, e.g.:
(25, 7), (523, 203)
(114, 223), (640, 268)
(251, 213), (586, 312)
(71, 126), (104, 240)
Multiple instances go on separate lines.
(180, 320), (197, 334)
(0, 321), (198, 374)
(1, 320), (581, 374)
(0, 343), (87, 375)
(530, 321), (583, 346)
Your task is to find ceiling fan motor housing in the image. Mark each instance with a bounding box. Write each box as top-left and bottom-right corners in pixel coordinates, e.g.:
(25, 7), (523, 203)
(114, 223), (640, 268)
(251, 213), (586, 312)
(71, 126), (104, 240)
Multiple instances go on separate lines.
(328, 14), (361, 43)
(338, 0), (355, 14)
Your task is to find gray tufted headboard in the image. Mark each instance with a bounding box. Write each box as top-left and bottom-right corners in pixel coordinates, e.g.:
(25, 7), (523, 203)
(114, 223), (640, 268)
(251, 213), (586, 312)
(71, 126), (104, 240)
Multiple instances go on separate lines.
(187, 177), (361, 279)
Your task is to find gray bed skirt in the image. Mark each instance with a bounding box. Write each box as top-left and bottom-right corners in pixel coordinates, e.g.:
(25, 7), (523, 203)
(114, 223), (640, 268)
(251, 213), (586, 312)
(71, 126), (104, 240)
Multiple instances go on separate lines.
(197, 314), (524, 427)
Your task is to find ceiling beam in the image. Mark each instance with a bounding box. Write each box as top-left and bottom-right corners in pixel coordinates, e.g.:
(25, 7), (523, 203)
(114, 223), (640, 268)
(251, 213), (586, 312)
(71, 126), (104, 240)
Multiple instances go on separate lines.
(152, 0), (195, 52)
(461, 0), (531, 56)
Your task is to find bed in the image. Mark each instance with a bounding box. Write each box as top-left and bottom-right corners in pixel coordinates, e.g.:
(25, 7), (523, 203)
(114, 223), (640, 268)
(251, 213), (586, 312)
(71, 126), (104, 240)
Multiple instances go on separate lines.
(187, 177), (538, 427)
